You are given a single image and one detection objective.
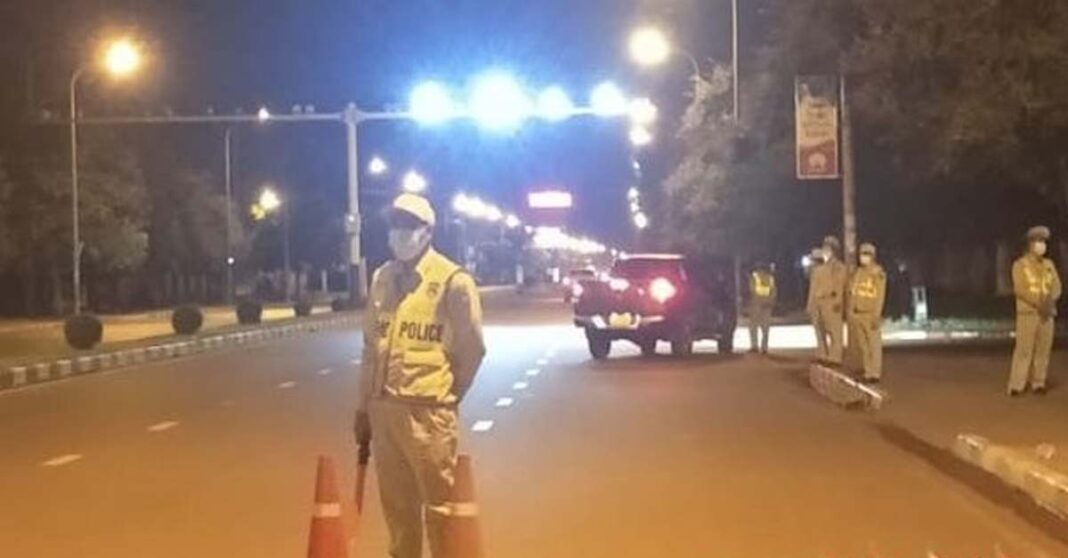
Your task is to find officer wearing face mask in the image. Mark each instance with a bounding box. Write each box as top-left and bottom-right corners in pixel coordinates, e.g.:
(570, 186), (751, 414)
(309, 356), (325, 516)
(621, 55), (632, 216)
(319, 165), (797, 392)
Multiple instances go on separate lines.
(353, 193), (486, 558)
(1008, 226), (1062, 396)
(807, 236), (848, 364)
(847, 243), (886, 383)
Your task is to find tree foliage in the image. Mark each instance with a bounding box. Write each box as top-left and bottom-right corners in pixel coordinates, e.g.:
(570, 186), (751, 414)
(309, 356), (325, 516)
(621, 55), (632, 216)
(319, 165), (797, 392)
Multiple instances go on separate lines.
(661, 0), (1068, 258)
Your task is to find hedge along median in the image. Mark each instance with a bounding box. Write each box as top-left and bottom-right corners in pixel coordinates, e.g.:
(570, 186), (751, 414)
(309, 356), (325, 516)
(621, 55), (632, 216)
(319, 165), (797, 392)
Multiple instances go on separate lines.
(0, 310), (361, 392)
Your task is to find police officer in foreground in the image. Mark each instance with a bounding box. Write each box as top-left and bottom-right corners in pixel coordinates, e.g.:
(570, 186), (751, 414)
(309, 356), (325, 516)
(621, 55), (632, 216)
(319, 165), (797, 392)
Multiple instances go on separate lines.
(354, 193), (486, 558)
(748, 262), (777, 354)
(807, 236), (848, 364)
(847, 243), (887, 383)
(1008, 226), (1061, 396)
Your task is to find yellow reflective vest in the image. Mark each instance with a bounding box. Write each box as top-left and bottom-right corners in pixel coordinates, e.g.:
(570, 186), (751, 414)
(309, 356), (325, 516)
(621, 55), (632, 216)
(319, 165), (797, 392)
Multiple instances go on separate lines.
(1013, 254), (1062, 315)
(369, 249), (463, 405)
(749, 271), (776, 304)
(849, 264), (886, 315)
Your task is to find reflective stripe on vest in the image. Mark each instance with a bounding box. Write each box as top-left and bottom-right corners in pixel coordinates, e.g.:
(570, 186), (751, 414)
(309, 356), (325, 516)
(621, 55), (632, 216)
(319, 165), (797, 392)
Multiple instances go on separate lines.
(1023, 265), (1055, 296)
(374, 249), (461, 405)
(853, 276), (878, 299)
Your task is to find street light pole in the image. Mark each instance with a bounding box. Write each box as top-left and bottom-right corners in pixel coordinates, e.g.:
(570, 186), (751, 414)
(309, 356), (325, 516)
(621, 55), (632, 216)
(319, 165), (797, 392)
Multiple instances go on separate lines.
(69, 67), (85, 315)
(283, 198), (291, 303)
(343, 104), (365, 306)
(731, 0), (740, 122)
(223, 127), (234, 304)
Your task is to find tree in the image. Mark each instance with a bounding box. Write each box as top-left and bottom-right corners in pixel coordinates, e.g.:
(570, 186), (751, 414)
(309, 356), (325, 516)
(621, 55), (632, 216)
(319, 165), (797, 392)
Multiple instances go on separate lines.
(8, 130), (150, 314)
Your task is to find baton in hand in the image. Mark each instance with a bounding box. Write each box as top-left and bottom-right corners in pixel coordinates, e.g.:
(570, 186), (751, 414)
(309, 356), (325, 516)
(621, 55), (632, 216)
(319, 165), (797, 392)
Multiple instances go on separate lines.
(355, 432), (371, 513)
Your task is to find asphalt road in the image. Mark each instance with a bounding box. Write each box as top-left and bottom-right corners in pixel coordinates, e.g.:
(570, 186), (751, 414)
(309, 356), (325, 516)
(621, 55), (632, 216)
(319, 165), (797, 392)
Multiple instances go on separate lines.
(1, 291), (1065, 557)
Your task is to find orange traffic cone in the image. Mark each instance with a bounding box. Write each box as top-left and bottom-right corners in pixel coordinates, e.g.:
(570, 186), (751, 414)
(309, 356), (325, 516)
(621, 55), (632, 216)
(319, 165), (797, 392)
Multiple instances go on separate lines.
(439, 453), (484, 558)
(307, 455), (349, 558)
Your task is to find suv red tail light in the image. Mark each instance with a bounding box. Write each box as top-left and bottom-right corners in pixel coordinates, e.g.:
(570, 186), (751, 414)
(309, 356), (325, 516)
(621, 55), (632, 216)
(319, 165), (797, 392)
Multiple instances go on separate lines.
(649, 277), (677, 303)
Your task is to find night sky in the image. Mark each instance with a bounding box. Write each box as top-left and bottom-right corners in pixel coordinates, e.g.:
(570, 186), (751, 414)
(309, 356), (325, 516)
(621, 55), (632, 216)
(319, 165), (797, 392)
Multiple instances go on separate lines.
(1, 0), (740, 245)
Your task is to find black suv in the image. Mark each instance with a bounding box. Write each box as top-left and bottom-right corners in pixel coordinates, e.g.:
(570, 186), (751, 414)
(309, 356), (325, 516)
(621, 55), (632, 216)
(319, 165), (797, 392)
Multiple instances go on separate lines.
(573, 254), (737, 359)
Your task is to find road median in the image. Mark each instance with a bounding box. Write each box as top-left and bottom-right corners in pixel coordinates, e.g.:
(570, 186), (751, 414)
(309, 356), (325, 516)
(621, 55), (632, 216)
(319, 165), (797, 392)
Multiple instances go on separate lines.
(0, 311), (360, 393)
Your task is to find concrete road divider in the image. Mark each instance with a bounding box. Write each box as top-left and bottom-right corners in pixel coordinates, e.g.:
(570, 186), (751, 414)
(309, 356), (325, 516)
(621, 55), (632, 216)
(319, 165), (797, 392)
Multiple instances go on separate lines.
(306, 455), (349, 558)
(2, 312), (359, 393)
(954, 434), (1068, 520)
(808, 363), (887, 411)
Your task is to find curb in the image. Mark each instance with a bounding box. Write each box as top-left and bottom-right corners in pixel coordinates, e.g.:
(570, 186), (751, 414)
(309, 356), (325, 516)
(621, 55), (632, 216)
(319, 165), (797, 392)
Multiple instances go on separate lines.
(954, 434), (1068, 520)
(807, 363), (888, 411)
(0, 313), (361, 393)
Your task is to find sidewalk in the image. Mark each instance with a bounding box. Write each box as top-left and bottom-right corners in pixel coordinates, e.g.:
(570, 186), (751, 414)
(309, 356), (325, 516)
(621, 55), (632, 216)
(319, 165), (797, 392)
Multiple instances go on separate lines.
(0, 305), (329, 367)
(873, 344), (1068, 518)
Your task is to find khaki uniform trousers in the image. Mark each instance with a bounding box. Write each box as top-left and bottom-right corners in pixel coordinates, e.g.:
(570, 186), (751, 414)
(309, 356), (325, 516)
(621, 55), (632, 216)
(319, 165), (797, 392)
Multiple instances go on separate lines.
(369, 399), (458, 558)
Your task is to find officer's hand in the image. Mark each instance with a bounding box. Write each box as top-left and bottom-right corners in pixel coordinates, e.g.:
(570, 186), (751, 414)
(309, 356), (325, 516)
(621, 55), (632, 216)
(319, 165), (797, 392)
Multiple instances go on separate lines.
(870, 315), (882, 329)
(354, 410), (372, 445)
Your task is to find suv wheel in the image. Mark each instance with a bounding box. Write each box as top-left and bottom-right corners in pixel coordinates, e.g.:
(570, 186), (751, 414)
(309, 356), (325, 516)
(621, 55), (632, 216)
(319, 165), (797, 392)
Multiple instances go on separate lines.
(638, 337), (658, 357)
(586, 330), (611, 360)
(670, 326), (694, 356)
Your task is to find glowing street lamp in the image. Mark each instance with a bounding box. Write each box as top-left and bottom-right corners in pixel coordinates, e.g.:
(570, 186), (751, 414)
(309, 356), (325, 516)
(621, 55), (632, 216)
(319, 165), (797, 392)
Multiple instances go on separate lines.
(102, 38), (143, 77)
(536, 86), (575, 122)
(590, 81), (628, 117)
(257, 106), (271, 122)
(402, 170), (428, 193)
(368, 156), (388, 176)
(505, 214), (521, 229)
(69, 35), (147, 314)
(634, 212), (650, 230)
(469, 72), (533, 131)
(410, 81), (457, 125)
(258, 188), (282, 213)
(629, 97), (658, 126)
(629, 126), (653, 147)
(629, 27), (672, 67)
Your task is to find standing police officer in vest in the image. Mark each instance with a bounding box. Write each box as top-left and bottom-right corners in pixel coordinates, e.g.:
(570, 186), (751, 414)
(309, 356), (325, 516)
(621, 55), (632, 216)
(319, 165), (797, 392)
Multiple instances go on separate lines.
(847, 243), (887, 383)
(807, 236), (848, 364)
(748, 262), (777, 354)
(1008, 226), (1062, 396)
(354, 193), (486, 558)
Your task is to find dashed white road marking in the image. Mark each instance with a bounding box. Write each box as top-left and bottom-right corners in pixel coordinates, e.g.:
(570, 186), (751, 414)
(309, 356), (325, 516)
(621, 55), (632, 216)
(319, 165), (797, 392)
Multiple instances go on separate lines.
(277, 381), (297, 389)
(512, 381), (529, 391)
(147, 421), (179, 433)
(42, 454), (82, 467)
(525, 368), (541, 377)
(350, 358), (362, 365)
(536, 358), (548, 366)
(317, 368), (333, 376)
(471, 420), (495, 432)
(495, 397), (514, 407)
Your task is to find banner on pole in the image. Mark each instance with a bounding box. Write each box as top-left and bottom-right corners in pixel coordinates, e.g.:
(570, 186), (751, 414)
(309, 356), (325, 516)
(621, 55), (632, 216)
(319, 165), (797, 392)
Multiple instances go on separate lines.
(795, 76), (840, 180)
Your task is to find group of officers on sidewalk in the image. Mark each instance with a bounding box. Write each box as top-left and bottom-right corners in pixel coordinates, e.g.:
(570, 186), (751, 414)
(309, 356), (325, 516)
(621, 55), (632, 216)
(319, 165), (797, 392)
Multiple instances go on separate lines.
(747, 226), (1062, 395)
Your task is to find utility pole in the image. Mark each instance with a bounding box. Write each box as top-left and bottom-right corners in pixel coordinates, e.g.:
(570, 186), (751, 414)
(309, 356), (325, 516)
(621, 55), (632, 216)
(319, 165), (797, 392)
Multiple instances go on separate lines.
(731, 0), (740, 123)
(223, 128), (234, 305)
(840, 76), (857, 267)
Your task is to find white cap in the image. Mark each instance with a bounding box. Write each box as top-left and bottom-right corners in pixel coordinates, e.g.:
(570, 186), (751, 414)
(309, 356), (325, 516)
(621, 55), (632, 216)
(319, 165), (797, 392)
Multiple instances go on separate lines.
(391, 193), (436, 227)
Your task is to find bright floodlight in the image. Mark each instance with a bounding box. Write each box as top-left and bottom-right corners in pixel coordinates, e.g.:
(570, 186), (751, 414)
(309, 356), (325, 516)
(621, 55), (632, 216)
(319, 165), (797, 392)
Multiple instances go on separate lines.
(633, 212), (650, 230)
(470, 73), (533, 131)
(402, 170), (428, 193)
(505, 214), (521, 229)
(629, 27), (672, 67)
(257, 107), (271, 122)
(368, 156), (388, 176)
(627, 187), (640, 201)
(629, 126), (653, 147)
(590, 82), (628, 117)
(102, 38), (142, 77)
(259, 188), (282, 212)
(410, 81), (456, 125)
(536, 86), (575, 121)
(486, 205), (503, 222)
(629, 97), (658, 126)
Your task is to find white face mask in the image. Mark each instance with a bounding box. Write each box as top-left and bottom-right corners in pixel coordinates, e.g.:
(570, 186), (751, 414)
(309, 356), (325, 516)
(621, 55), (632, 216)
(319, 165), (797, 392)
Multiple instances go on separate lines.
(859, 254), (874, 266)
(389, 226), (431, 262)
(822, 248), (834, 261)
(1032, 241), (1048, 257)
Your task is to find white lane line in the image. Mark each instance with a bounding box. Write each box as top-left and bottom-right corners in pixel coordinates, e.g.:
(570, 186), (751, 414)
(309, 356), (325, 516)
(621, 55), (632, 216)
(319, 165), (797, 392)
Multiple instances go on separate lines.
(350, 358), (362, 365)
(277, 381), (297, 389)
(495, 397), (514, 407)
(471, 420), (495, 432)
(317, 368), (333, 376)
(42, 454), (82, 467)
(147, 421), (180, 433)
(512, 381), (529, 391)
(525, 368), (541, 377)
(536, 358), (548, 366)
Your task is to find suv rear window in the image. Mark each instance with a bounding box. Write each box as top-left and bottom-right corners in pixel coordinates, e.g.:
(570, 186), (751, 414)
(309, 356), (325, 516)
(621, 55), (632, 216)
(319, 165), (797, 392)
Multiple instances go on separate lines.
(611, 258), (685, 280)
